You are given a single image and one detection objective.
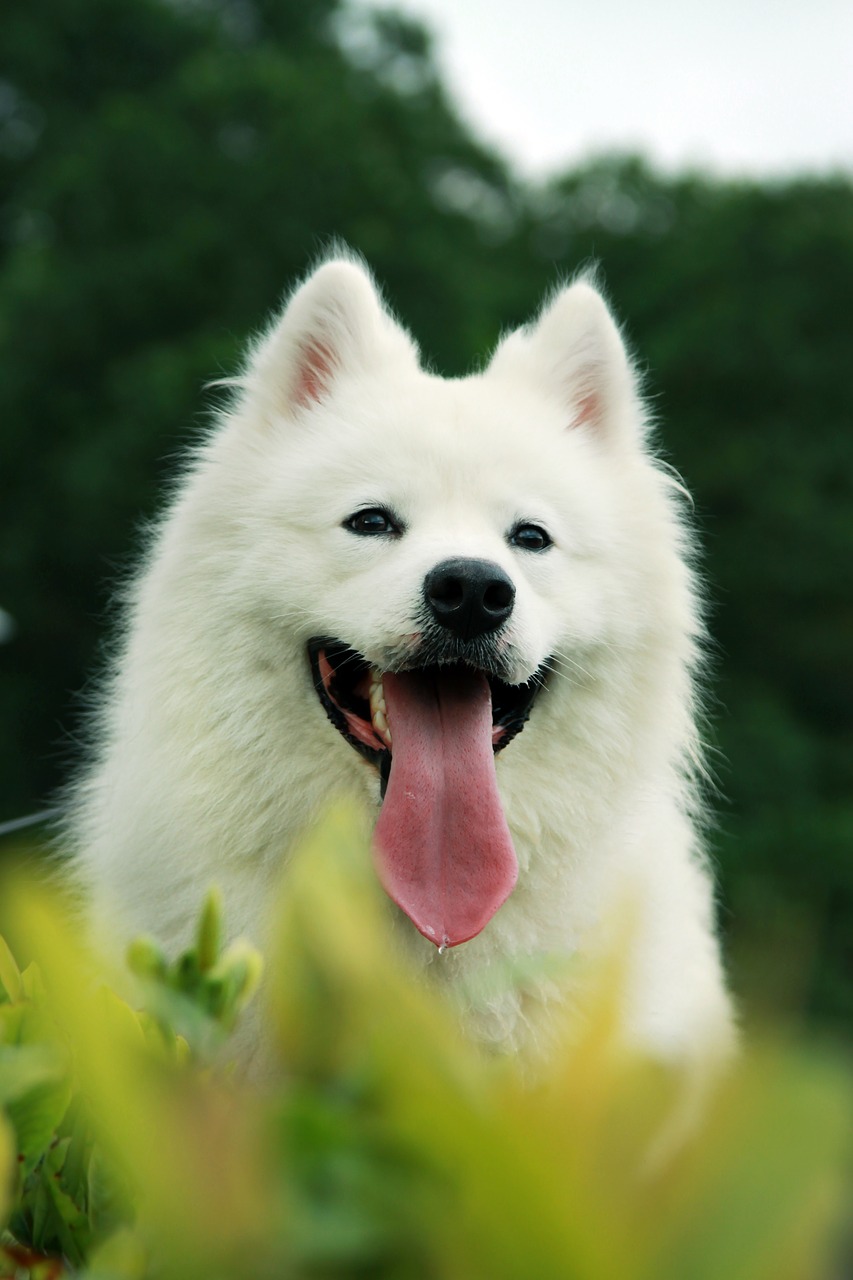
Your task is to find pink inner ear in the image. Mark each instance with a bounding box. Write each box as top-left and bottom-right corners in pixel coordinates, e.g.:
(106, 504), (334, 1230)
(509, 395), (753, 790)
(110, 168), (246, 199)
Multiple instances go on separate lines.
(293, 340), (337, 409)
(570, 388), (602, 430)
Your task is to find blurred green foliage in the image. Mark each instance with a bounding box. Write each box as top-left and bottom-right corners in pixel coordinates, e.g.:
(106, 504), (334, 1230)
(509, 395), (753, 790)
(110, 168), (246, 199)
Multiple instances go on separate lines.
(0, 810), (851, 1279)
(0, 0), (851, 1036)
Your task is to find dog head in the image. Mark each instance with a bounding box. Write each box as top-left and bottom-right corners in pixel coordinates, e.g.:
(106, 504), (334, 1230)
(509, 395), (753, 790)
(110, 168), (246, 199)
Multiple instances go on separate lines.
(221, 254), (691, 950)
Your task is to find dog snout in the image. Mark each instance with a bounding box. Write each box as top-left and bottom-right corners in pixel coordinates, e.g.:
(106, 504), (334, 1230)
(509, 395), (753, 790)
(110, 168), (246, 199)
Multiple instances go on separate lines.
(423, 558), (515, 641)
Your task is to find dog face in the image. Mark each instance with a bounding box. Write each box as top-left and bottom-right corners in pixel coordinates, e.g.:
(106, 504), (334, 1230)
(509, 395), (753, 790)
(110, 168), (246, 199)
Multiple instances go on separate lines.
(218, 257), (685, 950)
(235, 257), (660, 672)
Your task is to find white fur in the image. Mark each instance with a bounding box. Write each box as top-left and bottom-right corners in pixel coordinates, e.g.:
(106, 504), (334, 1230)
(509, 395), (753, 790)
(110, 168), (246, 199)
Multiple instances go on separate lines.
(69, 254), (735, 1066)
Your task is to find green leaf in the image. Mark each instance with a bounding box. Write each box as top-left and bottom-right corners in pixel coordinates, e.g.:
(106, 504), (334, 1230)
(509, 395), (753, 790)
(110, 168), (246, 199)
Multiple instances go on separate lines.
(125, 936), (167, 983)
(0, 1003), (26, 1046)
(26, 1138), (92, 1266)
(0, 1044), (66, 1106)
(0, 1111), (14, 1226)
(5, 1074), (73, 1173)
(195, 886), (223, 973)
(87, 1145), (133, 1240)
(0, 936), (23, 1004)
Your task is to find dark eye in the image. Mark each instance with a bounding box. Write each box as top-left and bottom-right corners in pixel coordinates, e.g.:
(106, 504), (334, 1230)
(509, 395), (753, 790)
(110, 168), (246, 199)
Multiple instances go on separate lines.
(509, 522), (552, 552)
(344, 507), (401, 537)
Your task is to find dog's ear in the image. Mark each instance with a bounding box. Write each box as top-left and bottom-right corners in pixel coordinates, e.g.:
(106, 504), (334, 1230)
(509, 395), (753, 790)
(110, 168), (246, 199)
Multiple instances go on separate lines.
(490, 279), (646, 444)
(244, 256), (418, 421)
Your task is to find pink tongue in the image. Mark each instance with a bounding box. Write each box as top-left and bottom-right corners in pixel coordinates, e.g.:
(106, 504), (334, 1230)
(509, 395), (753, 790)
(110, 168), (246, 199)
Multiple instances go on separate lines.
(373, 668), (518, 948)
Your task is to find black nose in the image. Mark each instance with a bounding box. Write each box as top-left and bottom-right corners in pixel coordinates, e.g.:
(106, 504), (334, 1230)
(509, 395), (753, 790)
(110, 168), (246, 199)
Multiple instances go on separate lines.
(423, 558), (515, 641)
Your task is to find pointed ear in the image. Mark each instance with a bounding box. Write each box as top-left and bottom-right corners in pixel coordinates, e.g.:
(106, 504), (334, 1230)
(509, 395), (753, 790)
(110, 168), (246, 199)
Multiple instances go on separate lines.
(243, 255), (418, 421)
(490, 279), (644, 444)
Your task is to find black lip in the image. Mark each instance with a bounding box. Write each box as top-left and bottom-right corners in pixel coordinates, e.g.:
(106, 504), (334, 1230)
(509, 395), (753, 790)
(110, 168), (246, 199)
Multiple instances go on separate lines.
(307, 637), (546, 795)
(308, 639), (379, 766)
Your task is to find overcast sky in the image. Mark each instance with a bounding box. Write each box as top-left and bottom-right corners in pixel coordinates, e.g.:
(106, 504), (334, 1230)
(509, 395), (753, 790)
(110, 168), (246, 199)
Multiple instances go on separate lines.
(391, 0), (853, 179)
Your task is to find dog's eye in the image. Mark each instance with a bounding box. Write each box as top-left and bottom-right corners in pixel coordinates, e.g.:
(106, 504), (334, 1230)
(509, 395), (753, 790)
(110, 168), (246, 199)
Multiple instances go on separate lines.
(509, 523), (552, 552)
(344, 507), (401, 537)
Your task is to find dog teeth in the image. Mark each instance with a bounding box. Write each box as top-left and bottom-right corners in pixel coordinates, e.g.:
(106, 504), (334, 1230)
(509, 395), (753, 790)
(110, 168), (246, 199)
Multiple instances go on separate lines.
(369, 670), (392, 747)
(373, 708), (391, 743)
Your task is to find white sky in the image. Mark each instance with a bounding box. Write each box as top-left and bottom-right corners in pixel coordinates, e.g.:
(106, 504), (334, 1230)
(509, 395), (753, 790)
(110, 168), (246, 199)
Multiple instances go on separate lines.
(390, 0), (853, 178)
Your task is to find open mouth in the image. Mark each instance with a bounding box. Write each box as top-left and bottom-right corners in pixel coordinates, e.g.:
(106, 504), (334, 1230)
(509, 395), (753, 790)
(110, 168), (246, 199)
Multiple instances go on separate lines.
(307, 637), (547, 951)
(308, 639), (544, 793)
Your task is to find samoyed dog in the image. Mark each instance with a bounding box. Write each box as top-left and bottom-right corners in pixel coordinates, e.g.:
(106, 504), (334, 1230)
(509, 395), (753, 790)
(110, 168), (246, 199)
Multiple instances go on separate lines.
(70, 253), (734, 1064)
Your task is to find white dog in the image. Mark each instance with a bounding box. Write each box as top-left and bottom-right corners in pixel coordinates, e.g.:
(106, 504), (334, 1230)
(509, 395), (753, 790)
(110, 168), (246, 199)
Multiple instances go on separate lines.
(69, 253), (735, 1065)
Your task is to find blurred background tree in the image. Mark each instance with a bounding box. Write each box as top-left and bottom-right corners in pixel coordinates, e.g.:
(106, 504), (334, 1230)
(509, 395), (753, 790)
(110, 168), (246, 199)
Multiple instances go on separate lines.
(1, 0), (850, 1035)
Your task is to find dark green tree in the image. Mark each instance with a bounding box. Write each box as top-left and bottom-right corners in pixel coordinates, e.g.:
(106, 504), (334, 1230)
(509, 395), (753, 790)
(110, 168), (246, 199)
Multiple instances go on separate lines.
(0, 0), (522, 815)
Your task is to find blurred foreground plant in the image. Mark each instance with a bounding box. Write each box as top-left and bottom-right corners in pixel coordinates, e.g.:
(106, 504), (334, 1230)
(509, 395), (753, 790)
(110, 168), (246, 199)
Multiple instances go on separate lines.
(1, 806), (851, 1279)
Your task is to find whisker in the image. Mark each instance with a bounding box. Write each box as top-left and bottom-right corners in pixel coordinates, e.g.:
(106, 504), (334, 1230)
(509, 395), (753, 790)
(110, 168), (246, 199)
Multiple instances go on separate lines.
(546, 650), (595, 683)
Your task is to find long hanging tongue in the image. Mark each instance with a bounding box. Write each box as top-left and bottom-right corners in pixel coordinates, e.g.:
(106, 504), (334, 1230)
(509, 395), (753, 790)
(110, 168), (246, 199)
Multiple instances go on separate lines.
(373, 667), (518, 948)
